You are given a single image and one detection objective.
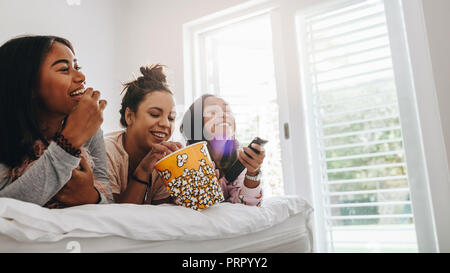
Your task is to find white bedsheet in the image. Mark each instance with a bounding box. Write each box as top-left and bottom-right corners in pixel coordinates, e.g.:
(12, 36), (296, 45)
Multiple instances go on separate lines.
(0, 195), (313, 252)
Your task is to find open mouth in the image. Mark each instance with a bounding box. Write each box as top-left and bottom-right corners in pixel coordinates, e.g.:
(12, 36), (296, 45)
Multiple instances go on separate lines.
(215, 122), (232, 127)
(151, 131), (168, 139)
(69, 88), (87, 97)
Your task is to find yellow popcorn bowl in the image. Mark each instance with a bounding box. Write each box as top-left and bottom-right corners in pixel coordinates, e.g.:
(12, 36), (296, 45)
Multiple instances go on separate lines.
(154, 141), (224, 211)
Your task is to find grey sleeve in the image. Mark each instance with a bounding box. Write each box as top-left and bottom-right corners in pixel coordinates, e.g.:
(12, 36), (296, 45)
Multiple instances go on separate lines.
(84, 129), (109, 182)
(84, 128), (113, 203)
(0, 142), (80, 206)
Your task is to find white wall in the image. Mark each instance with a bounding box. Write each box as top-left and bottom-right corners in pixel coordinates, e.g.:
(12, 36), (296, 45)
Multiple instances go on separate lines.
(418, 0), (450, 252)
(114, 0), (248, 102)
(421, 0), (450, 174)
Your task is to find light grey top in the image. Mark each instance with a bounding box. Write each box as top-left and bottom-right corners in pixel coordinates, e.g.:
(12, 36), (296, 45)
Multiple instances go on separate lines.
(0, 129), (112, 206)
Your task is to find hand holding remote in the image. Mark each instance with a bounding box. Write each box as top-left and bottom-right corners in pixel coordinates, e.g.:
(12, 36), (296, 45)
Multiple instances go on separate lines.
(238, 143), (265, 175)
(224, 137), (268, 183)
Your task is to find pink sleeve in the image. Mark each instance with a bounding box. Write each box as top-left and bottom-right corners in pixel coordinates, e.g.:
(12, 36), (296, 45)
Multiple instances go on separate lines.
(94, 179), (114, 204)
(219, 170), (263, 206)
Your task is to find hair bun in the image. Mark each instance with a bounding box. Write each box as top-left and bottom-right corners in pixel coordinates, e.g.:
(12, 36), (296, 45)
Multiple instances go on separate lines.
(120, 63), (173, 128)
(139, 64), (167, 84)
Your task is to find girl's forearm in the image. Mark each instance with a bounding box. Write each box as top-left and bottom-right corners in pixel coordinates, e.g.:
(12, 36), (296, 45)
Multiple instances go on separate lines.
(0, 142), (80, 206)
(114, 168), (150, 204)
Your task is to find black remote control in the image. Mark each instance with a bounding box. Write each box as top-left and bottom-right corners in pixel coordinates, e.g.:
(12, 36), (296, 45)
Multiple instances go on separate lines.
(224, 137), (268, 183)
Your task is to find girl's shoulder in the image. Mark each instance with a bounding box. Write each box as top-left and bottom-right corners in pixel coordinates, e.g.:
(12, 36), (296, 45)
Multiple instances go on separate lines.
(104, 129), (126, 141)
(104, 130), (128, 161)
(104, 130), (125, 148)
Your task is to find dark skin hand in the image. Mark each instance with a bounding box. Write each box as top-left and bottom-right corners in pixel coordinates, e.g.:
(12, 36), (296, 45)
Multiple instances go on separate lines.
(135, 142), (183, 175)
(53, 89), (107, 206)
(62, 88), (107, 149)
(55, 156), (99, 206)
(114, 141), (183, 204)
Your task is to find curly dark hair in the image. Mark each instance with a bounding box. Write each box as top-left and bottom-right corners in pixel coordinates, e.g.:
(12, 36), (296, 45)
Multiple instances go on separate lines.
(119, 64), (173, 127)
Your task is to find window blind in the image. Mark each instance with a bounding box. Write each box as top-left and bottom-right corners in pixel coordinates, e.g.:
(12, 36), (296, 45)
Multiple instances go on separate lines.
(299, 0), (418, 252)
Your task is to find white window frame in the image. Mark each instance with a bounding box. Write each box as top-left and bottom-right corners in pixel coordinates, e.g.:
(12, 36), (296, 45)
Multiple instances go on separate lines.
(382, 0), (437, 253)
(182, 0), (298, 200)
(395, 0), (450, 253)
(182, 0), (450, 253)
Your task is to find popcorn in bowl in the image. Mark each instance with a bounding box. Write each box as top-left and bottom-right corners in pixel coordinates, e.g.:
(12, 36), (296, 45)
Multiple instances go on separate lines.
(155, 141), (224, 211)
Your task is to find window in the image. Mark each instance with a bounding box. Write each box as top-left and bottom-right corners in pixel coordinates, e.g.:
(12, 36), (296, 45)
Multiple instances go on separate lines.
(191, 13), (284, 196)
(184, 0), (440, 253)
(297, 0), (419, 252)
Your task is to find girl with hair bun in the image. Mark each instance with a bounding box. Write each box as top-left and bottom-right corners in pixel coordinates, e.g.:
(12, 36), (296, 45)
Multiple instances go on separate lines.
(105, 64), (182, 204)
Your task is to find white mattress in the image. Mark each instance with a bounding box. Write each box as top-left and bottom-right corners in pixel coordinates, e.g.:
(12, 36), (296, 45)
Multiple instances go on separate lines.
(0, 195), (313, 253)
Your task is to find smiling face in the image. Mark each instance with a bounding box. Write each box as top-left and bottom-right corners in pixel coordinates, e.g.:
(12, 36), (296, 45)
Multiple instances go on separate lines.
(203, 96), (236, 140)
(126, 90), (176, 150)
(36, 41), (85, 119)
